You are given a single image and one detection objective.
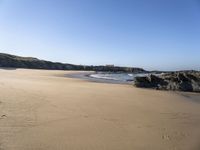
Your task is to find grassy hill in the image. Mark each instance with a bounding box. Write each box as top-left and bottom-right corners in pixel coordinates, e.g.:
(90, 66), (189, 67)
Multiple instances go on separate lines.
(0, 53), (145, 73)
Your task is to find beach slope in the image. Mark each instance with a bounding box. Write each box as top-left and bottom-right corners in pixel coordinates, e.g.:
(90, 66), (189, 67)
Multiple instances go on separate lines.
(0, 69), (199, 150)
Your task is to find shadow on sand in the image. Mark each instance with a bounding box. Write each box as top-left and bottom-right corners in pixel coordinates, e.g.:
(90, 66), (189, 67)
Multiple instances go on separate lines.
(0, 67), (17, 70)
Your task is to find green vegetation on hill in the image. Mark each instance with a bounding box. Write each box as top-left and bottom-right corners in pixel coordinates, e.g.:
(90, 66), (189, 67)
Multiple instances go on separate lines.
(0, 53), (145, 73)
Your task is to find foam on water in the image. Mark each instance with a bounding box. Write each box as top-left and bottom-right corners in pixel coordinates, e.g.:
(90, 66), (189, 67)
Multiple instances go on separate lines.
(90, 72), (148, 82)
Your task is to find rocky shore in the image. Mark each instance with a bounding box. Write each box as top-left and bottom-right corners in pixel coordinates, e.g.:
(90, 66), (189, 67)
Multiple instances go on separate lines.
(134, 71), (200, 92)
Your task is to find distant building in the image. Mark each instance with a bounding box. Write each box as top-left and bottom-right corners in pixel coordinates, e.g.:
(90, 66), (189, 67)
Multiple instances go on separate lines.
(106, 64), (114, 67)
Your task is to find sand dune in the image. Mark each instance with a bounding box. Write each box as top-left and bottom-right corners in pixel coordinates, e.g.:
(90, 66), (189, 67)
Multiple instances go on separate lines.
(0, 69), (200, 150)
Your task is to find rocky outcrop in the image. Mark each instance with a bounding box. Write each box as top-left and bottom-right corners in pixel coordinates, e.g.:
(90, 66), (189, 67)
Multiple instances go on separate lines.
(134, 72), (200, 92)
(0, 53), (145, 73)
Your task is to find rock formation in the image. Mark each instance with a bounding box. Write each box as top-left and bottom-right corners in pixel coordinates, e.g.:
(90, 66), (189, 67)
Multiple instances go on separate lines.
(134, 71), (200, 92)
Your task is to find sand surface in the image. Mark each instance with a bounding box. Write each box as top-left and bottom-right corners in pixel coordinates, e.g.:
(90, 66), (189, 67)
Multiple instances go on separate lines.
(0, 69), (200, 150)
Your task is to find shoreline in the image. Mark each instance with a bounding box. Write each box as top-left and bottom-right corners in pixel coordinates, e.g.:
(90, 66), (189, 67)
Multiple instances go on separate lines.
(64, 71), (134, 84)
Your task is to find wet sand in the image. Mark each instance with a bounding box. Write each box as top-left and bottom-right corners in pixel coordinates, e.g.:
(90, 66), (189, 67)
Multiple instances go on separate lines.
(0, 69), (200, 150)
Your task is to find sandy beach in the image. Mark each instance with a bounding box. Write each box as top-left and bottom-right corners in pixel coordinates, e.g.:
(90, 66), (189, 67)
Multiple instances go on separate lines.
(0, 68), (200, 150)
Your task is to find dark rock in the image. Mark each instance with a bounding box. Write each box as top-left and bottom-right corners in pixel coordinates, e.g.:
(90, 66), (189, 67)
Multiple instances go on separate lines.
(134, 72), (200, 92)
(134, 76), (151, 88)
(135, 75), (168, 89)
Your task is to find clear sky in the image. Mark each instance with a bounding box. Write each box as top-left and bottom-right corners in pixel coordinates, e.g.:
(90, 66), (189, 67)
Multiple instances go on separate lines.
(0, 0), (200, 71)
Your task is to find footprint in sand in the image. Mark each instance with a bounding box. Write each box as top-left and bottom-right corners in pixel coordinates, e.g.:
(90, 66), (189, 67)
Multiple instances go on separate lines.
(162, 134), (171, 140)
(1, 114), (7, 119)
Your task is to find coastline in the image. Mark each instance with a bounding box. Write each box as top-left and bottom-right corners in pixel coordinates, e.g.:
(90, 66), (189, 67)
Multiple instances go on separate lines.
(0, 69), (200, 150)
(64, 71), (134, 84)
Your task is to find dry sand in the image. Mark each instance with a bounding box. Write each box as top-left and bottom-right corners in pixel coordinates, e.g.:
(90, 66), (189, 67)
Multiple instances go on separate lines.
(0, 69), (200, 150)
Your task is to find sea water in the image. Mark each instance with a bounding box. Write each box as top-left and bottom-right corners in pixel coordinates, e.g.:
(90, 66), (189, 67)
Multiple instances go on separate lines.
(90, 72), (148, 82)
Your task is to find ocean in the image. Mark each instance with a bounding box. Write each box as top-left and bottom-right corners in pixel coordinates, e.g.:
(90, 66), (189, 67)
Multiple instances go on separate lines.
(89, 72), (149, 83)
(66, 72), (150, 84)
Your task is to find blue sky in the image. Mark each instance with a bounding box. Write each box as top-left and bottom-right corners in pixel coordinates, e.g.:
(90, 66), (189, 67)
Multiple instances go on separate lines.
(0, 0), (200, 71)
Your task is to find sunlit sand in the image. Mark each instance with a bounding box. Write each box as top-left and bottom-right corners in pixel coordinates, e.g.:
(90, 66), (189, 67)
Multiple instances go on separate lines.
(0, 69), (199, 150)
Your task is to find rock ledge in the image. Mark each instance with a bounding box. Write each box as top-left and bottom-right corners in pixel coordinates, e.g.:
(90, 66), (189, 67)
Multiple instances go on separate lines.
(134, 72), (200, 92)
